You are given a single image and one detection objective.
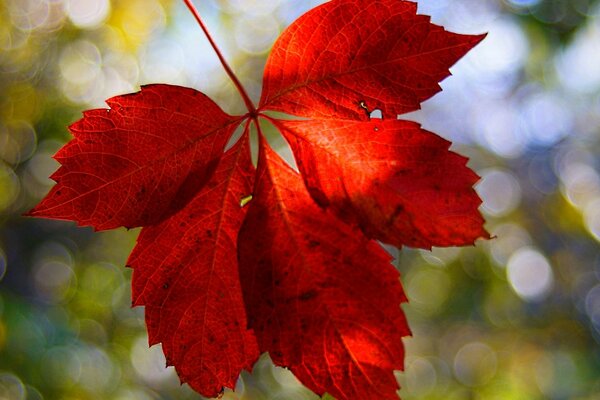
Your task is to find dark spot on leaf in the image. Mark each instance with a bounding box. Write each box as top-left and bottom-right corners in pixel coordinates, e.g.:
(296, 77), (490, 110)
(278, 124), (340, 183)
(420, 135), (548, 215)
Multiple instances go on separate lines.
(308, 187), (330, 207)
(299, 290), (317, 301)
(389, 205), (404, 224)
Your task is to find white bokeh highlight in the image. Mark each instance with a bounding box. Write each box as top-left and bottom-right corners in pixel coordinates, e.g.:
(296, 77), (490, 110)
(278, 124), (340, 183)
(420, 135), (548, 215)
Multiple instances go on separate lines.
(507, 247), (554, 301)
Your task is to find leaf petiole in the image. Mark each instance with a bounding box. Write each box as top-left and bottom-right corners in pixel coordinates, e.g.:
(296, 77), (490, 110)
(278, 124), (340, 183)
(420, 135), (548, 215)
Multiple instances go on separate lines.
(183, 0), (257, 115)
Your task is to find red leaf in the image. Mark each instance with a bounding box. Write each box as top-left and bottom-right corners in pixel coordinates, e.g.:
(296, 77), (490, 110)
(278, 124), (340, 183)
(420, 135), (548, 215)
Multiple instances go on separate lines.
(127, 129), (258, 397)
(239, 137), (410, 400)
(29, 1), (488, 399)
(259, 0), (485, 120)
(27, 84), (241, 230)
(272, 118), (489, 248)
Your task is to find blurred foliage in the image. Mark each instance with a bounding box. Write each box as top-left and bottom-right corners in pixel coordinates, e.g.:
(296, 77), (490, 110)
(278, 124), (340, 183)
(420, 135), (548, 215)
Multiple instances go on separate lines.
(1, 0), (600, 399)
(508, 0), (600, 42)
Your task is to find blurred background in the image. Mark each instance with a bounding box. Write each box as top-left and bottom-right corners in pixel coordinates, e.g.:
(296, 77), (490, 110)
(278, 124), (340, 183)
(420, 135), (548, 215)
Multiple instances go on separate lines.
(1, 0), (600, 399)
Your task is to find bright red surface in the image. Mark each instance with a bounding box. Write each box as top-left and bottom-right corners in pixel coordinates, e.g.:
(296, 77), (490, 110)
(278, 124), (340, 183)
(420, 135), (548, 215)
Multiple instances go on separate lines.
(30, 1), (488, 398)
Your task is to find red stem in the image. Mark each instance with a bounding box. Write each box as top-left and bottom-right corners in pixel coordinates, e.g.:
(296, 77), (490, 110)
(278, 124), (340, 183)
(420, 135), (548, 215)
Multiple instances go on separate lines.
(183, 0), (257, 115)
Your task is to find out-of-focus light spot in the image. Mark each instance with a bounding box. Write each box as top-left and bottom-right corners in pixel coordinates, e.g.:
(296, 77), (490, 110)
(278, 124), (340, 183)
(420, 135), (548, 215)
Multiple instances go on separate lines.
(559, 161), (600, 209)
(99, 68), (135, 107)
(33, 260), (75, 304)
(467, 18), (528, 76)
(78, 318), (108, 344)
(117, 0), (166, 49)
(7, 0), (49, 31)
(0, 247), (6, 282)
(489, 223), (531, 267)
(556, 23), (600, 93)
(33, 241), (74, 267)
(174, 16), (223, 89)
(65, 0), (111, 29)
(521, 92), (573, 146)
(474, 103), (526, 158)
(140, 38), (186, 84)
(406, 269), (451, 314)
(131, 336), (175, 383)
(532, 1), (569, 24)
(528, 154), (557, 194)
(555, 147), (594, 177)
(9, 0), (65, 32)
(59, 40), (108, 104)
(225, 0), (282, 16)
(0, 121), (37, 164)
(112, 281), (143, 325)
(59, 40), (101, 85)
(2, 84), (42, 122)
(113, 389), (160, 400)
(534, 352), (555, 397)
(585, 284), (600, 332)
(271, 361), (306, 390)
(506, 0), (542, 7)
(584, 198), (600, 241)
(24, 141), (60, 197)
(24, 386), (43, 400)
(428, 0), (498, 33)
(103, 52), (139, 86)
(77, 346), (116, 392)
(40, 346), (82, 388)
(0, 163), (20, 212)
(453, 342), (497, 387)
(416, 0), (450, 19)
(80, 262), (124, 299)
(0, 373), (25, 400)
(0, 24), (30, 51)
(273, 388), (319, 400)
(276, 0), (325, 25)
(420, 247), (461, 267)
(477, 168), (522, 217)
(235, 16), (279, 54)
(535, 351), (581, 398)
(404, 357), (437, 396)
(507, 247), (554, 301)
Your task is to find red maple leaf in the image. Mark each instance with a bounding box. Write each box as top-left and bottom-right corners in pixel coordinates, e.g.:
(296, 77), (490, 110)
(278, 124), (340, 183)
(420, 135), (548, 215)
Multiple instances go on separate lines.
(27, 1), (489, 399)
